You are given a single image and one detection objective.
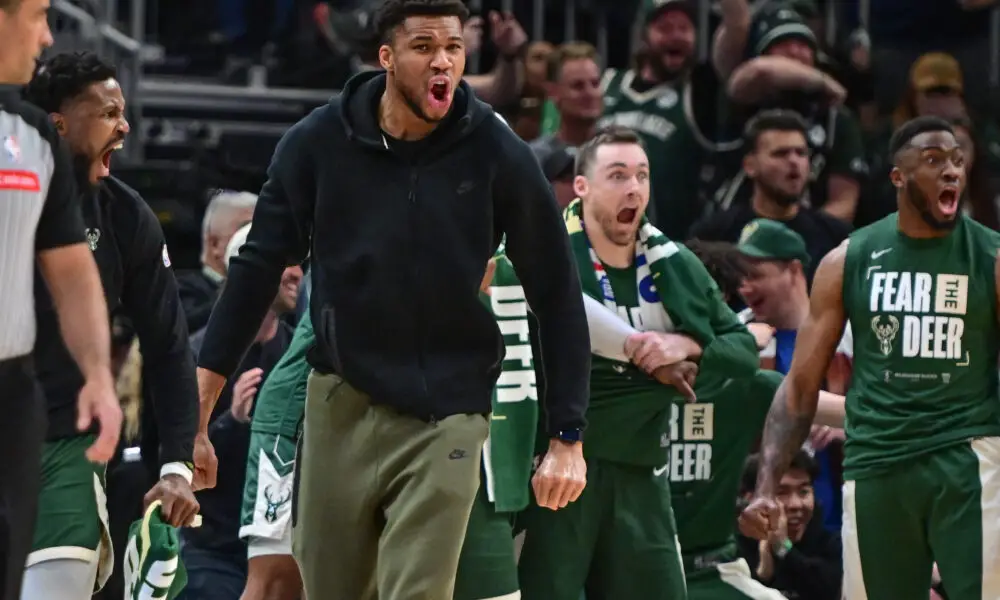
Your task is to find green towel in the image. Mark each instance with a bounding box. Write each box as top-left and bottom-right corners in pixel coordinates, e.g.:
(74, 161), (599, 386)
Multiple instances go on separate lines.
(481, 242), (539, 513)
(122, 500), (192, 600)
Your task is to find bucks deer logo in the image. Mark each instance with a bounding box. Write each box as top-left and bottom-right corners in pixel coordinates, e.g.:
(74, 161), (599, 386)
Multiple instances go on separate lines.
(263, 485), (291, 523)
(871, 315), (900, 357)
(85, 228), (100, 251)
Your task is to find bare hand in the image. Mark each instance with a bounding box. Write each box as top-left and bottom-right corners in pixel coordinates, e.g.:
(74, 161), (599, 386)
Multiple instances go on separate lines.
(756, 539), (775, 580)
(747, 322), (775, 350)
(624, 331), (699, 373)
(232, 367), (263, 423)
(480, 258), (497, 294)
(191, 432), (218, 491)
(531, 440), (586, 510)
(463, 15), (484, 55)
(823, 75), (847, 106)
(808, 424), (845, 452)
(767, 503), (789, 550)
(739, 495), (781, 541)
(77, 372), (122, 463)
(488, 11), (527, 57)
(143, 474), (200, 528)
(651, 361), (699, 402)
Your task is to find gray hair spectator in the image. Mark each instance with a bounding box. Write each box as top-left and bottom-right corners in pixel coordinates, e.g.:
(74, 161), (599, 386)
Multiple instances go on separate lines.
(175, 190), (258, 333)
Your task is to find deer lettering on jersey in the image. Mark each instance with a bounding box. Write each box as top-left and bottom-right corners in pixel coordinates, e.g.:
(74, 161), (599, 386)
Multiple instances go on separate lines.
(666, 403), (713, 482)
(490, 285), (537, 404)
(868, 272), (967, 360)
(598, 112), (677, 142)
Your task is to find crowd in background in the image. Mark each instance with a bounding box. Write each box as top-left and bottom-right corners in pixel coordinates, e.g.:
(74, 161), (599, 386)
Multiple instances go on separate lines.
(74, 0), (1000, 599)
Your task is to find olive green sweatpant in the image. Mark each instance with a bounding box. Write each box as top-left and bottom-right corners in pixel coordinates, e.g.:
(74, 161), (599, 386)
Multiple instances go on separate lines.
(292, 371), (489, 600)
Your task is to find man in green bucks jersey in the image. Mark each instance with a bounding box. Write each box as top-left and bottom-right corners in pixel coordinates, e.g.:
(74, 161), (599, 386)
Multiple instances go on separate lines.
(517, 127), (759, 600)
(237, 302), (312, 600)
(597, 0), (739, 239)
(743, 115), (1000, 600)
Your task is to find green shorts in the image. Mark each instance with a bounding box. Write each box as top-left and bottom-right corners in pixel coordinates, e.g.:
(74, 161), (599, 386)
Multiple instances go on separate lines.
(454, 478), (519, 600)
(29, 434), (112, 590)
(517, 458), (686, 600)
(843, 436), (1000, 600)
(685, 559), (786, 600)
(239, 430), (298, 557)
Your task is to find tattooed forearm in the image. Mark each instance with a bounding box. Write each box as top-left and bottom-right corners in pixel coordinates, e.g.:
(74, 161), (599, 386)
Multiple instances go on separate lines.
(756, 379), (816, 496)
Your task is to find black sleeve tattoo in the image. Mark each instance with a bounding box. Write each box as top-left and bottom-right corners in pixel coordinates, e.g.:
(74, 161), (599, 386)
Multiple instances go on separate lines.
(756, 379), (816, 496)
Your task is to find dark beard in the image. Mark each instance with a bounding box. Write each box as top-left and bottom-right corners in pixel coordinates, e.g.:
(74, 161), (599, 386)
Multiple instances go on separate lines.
(906, 178), (958, 231)
(397, 81), (442, 124)
(757, 177), (801, 207)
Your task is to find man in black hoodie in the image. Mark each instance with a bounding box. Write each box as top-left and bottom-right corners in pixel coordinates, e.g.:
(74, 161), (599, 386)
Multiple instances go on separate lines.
(21, 52), (202, 599)
(193, 0), (592, 597)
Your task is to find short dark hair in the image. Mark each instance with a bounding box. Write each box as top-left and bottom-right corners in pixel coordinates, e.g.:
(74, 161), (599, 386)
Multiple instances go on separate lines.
(373, 0), (470, 44)
(740, 449), (819, 496)
(684, 240), (750, 301)
(23, 52), (117, 113)
(889, 115), (955, 162)
(0, 0), (22, 11)
(574, 126), (645, 177)
(743, 109), (809, 154)
(546, 41), (600, 83)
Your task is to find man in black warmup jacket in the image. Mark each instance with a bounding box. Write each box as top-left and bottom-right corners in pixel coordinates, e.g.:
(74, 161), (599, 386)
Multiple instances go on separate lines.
(194, 0), (592, 597)
(21, 52), (205, 599)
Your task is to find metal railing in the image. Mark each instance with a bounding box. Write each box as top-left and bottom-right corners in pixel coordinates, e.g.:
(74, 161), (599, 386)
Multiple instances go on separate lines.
(48, 0), (1000, 129)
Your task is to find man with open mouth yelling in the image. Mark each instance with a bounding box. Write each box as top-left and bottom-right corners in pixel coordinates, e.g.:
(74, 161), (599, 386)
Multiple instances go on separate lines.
(742, 115), (1000, 600)
(518, 126), (759, 600)
(192, 0), (592, 599)
(22, 52), (205, 600)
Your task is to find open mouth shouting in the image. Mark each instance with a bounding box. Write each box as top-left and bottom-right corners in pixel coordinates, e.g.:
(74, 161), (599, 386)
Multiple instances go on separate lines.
(937, 185), (960, 218)
(616, 207), (639, 225)
(98, 139), (125, 178)
(428, 75), (451, 112)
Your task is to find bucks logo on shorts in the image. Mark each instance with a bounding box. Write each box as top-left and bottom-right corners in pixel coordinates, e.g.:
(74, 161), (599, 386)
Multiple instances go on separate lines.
(123, 500), (191, 600)
(264, 484), (292, 523)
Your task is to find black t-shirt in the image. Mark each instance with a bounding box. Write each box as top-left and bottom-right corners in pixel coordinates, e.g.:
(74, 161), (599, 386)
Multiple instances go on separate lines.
(689, 203), (851, 284)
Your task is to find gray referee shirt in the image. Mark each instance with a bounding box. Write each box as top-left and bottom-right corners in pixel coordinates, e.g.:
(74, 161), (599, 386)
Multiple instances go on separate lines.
(0, 86), (86, 360)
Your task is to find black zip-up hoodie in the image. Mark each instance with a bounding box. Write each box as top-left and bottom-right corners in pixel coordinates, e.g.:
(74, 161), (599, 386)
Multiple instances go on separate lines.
(197, 71), (590, 433)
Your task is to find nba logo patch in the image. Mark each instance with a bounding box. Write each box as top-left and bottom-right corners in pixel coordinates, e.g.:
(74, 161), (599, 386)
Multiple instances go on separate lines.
(3, 136), (20, 162)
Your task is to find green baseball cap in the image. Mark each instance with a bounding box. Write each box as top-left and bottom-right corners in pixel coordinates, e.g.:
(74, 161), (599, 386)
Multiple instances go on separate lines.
(737, 219), (810, 266)
(749, 4), (817, 57)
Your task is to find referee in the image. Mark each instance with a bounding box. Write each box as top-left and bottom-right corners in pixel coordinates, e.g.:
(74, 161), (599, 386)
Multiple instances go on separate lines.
(195, 0), (591, 597)
(0, 1), (122, 599)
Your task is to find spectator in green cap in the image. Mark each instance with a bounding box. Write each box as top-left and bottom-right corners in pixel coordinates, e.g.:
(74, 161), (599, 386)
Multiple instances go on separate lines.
(736, 218), (811, 338)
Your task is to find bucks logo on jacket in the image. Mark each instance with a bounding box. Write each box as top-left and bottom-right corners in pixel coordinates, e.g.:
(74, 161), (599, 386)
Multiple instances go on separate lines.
(481, 248), (539, 513)
(123, 500), (194, 600)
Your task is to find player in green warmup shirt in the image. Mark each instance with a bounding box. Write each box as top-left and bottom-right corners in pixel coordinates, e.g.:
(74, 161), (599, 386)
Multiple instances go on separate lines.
(238, 283), (313, 600)
(743, 116), (1000, 600)
(593, 241), (845, 600)
(517, 127), (759, 600)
